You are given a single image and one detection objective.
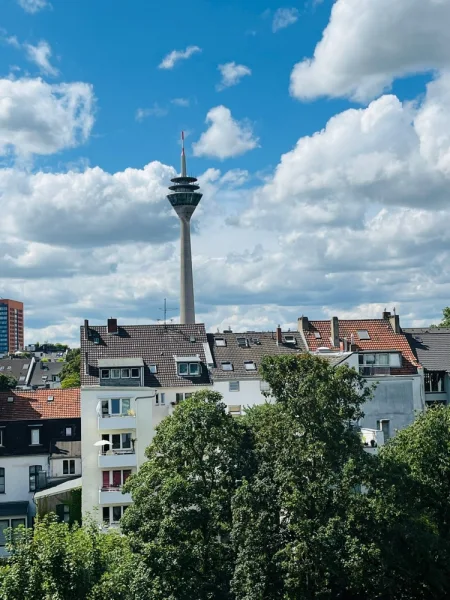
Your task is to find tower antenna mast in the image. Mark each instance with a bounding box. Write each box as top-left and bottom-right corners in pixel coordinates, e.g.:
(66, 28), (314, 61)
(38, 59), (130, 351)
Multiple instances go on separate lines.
(158, 298), (177, 327)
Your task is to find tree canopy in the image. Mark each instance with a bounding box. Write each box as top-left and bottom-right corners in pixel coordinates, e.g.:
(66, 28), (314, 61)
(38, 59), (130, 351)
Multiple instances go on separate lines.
(0, 373), (16, 391)
(59, 348), (80, 388)
(431, 306), (450, 327)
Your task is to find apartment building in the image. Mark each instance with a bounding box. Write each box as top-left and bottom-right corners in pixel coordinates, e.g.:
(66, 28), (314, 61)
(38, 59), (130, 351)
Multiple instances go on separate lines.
(0, 300), (24, 354)
(80, 318), (213, 527)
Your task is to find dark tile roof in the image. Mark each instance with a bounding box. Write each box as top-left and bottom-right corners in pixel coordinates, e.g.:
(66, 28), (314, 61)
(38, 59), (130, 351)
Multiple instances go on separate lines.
(0, 389), (80, 421)
(207, 331), (307, 381)
(81, 323), (211, 388)
(29, 360), (64, 388)
(301, 319), (418, 375)
(0, 358), (32, 385)
(403, 328), (450, 372)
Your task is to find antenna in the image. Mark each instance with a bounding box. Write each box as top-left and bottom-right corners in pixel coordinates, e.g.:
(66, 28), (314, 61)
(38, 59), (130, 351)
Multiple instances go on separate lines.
(181, 131), (187, 177)
(158, 298), (177, 328)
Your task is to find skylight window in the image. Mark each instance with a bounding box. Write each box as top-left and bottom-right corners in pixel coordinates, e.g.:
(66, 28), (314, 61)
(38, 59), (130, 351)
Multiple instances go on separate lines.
(314, 331), (321, 339)
(236, 337), (248, 348)
(149, 364), (157, 374)
(215, 338), (226, 347)
(221, 361), (233, 371)
(284, 335), (296, 345)
(357, 330), (370, 340)
(244, 361), (257, 371)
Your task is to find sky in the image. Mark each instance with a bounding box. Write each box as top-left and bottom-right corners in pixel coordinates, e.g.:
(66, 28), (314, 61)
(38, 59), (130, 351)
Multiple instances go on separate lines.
(1, 0), (450, 346)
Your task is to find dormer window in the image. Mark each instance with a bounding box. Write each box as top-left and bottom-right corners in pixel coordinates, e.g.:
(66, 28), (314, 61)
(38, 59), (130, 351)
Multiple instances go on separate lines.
(177, 362), (201, 376)
(244, 361), (256, 371)
(284, 335), (296, 345)
(215, 338), (226, 347)
(221, 361), (233, 371)
(101, 369), (110, 379)
(121, 369), (130, 378)
(236, 337), (248, 348)
(111, 369), (120, 378)
(131, 368), (140, 378)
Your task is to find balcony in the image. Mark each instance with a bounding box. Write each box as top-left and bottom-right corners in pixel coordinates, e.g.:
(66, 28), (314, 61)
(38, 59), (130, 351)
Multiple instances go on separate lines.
(98, 414), (136, 431)
(359, 366), (391, 377)
(98, 487), (132, 505)
(98, 450), (137, 468)
(361, 428), (385, 454)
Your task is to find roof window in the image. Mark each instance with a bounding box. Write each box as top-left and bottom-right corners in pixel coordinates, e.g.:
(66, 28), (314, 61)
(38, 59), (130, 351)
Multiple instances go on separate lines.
(221, 361), (233, 371)
(236, 337), (248, 348)
(314, 331), (321, 339)
(215, 338), (226, 347)
(284, 335), (296, 345)
(357, 330), (370, 340)
(244, 360), (257, 371)
(149, 364), (157, 374)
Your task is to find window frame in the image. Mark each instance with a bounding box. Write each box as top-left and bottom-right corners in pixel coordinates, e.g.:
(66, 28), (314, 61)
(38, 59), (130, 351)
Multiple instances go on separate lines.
(425, 370), (446, 393)
(30, 428), (40, 446)
(244, 360), (256, 371)
(0, 467), (5, 493)
(236, 337), (248, 348)
(100, 369), (110, 379)
(0, 429), (3, 447)
(63, 459), (76, 475)
(221, 361), (233, 371)
(65, 426), (72, 437)
(131, 368), (140, 378)
(111, 368), (120, 379)
(160, 392), (165, 405)
(189, 363), (200, 376)
(29, 465), (42, 492)
(110, 432), (133, 452)
(215, 338), (226, 347)
(149, 364), (157, 374)
(357, 330), (371, 340)
(229, 381), (240, 392)
(121, 368), (130, 379)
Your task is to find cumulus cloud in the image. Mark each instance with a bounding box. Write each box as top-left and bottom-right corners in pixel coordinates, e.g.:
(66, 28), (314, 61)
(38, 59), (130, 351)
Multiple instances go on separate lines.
(171, 98), (190, 107)
(290, 0), (450, 102)
(272, 7), (299, 32)
(217, 62), (251, 90)
(0, 77), (94, 156)
(135, 103), (168, 120)
(24, 41), (58, 76)
(17, 0), (50, 13)
(158, 45), (201, 70)
(192, 105), (259, 160)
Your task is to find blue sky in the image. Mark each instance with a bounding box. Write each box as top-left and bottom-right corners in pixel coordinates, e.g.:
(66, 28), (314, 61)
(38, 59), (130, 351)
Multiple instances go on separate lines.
(1, 0), (450, 345)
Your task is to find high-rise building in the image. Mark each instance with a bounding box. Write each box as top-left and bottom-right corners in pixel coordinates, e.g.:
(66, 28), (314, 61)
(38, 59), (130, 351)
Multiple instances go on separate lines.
(0, 299), (24, 354)
(167, 132), (203, 324)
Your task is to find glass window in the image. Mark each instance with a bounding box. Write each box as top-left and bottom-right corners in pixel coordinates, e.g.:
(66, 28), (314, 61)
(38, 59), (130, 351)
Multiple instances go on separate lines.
(178, 363), (188, 375)
(229, 381), (240, 392)
(0, 467), (4, 493)
(131, 368), (140, 378)
(236, 337), (248, 347)
(101, 400), (109, 416)
(111, 399), (120, 414)
(176, 393), (183, 403)
(111, 369), (120, 378)
(121, 398), (130, 415)
(121, 433), (132, 449)
(215, 338), (226, 346)
(425, 371), (446, 393)
(112, 506), (122, 523)
(65, 427), (72, 437)
(29, 465), (42, 491)
(365, 354), (375, 365)
(101, 369), (110, 379)
(189, 363), (200, 376)
(357, 330), (370, 340)
(11, 518), (25, 529)
(0, 520), (8, 546)
(31, 428), (40, 445)
(244, 361), (256, 371)
(0, 429), (3, 446)
(149, 364), (157, 374)
(123, 470), (131, 483)
(184, 393), (192, 399)
(389, 353), (401, 367)
(160, 393), (165, 405)
(102, 507), (110, 525)
(63, 460), (69, 475)
(121, 369), (130, 378)
(377, 353), (389, 365)
(69, 460), (75, 475)
(221, 362), (233, 371)
(111, 434), (120, 450)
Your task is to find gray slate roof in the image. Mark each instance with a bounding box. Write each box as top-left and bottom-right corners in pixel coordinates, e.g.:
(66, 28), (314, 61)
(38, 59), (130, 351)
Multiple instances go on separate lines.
(403, 328), (450, 372)
(29, 360), (64, 388)
(81, 323), (211, 388)
(0, 358), (32, 385)
(207, 331), (307, 381)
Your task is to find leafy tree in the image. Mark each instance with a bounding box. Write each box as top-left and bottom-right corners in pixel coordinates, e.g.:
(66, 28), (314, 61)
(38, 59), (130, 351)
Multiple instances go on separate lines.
(0, 373), (16, 391)
(59, 348), (80, 388)
(431, 306), (450, 328)
(0, 515), (137, 600)
(121, 389), (253, 600)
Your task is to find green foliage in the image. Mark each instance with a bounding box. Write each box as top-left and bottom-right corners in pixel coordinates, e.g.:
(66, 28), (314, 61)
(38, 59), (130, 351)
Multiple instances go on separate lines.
(121, 389), (253, 600)
(431, 306), (450, 328)
(59, 348), (81, 388)
(0, 373), (16, 391)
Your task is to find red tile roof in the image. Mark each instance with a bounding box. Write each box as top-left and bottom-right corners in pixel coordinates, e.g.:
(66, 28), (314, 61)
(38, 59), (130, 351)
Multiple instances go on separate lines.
(302, 319), (418, 375)
(0, 389), (80, 421)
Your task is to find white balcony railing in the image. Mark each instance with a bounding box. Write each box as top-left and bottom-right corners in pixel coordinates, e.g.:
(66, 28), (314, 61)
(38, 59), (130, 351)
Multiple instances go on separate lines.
(359, 366), (391, 377)
(98, 487), (132, 505)
(98, 414), (136, 431)
(98, 450), (137, 468)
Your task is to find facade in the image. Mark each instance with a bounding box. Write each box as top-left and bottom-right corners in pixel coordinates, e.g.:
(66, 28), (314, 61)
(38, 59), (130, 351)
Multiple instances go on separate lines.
(404, 328), (450, 406)
(80, 318), (213, 527)
(0, 389), (80, 554)
(0, 299), (24, 354)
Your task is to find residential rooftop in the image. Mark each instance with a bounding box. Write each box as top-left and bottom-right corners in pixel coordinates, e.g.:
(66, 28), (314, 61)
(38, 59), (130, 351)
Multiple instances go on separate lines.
(404, 328), (450, 372)
(0, 388), (80, 421)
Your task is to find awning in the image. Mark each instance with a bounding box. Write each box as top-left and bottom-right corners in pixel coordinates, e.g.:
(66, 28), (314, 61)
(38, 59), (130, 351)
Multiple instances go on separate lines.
(0, 501), (29, 517)
(35, 477), (82, 500)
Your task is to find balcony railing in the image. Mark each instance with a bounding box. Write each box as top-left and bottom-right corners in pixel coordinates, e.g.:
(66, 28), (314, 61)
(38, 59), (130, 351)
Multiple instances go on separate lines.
(98, 450), (137, 468)
(359, 366), (391, 377)
(98, 413), (136, 431)
(98, 486), (132, 505)
(361, 428), (384, 453)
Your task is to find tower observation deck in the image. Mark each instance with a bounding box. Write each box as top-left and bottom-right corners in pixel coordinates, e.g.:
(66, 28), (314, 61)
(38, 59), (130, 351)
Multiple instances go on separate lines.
(167, 132), (203, 325)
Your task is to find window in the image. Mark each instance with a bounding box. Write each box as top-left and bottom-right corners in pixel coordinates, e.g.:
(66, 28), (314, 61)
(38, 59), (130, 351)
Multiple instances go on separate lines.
(244, 361), (256, 371)
(228, 405), (241, 416)
(314, 331), (321, 339)
(284, 335), (296, 344)
(105, 398), (131, 416)
(102, 469), (132, 489)
(111, 433), (132, 451)
(189, 363), (200, 376)
(229, 381), (240, 392)
(0, 429), (3, 446)
(111, 368), (120, 378)
(102, 506), (110, 525)
(30, 428), (40, 445)
(63, 460), (75, 475)
(101, 369), (110, 379)
(425, 371), (446, 393)
(0, 468), (4, 493)
(56, 504), (70, 523)
(236, 337), (248, 348)
(113, 506), (122, 523)
(0, 518), (26, 546)
(65, 427), (72, 437)
(160, 392), (165, 405)
(215, 338), (226, 347)
(29, 465), (42, 491)
(131, 368), (140, 378)
(184, 393), (192, 399)
(149, 364), (157, 374)
(221, 361), (233, 371)
(121, 368), (130, 378)
(176, 393), (184, 403)
(260, 380), (270, 392)
(377, 419), (391, 441)
(155, 394), (159, 405)
(178, 363), (188, 375)
(357, 330), (370, 340)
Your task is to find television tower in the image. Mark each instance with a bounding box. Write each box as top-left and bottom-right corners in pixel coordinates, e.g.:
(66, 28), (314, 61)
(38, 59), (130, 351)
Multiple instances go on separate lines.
(167, 132), (203, 324)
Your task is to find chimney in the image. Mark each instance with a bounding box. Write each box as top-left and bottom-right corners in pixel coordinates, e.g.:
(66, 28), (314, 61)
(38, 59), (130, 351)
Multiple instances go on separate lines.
(382, 309), (391, 320)
(107, 318), (118, 335)
(330, 317), (339, 348)
(84, 319), (89, 340)
(276, 325), (283, 345)
(298, 316), (309, 332)
(389, 313), (401, 334)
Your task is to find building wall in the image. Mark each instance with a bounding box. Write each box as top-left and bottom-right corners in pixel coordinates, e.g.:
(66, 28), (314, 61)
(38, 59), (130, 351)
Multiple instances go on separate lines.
(0, 453), (48, 518)
(0, 299), (24, 353)
(212, 379), (270, 411)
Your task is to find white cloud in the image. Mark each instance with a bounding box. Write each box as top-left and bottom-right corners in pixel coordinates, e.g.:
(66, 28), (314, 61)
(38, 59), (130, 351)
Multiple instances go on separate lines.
(272, 7), (299, 32)
(0, 77), (94, 156)
(135, 103), (168, 120)
(17, 0), (50, 13)
(290, 0), (450, 102)
(192, 105), (259, 160)
(217, 62), (251, 90)
(24, 41), (58, 76)
(158, 45), (201, 70)
(171, 98), (190, 107)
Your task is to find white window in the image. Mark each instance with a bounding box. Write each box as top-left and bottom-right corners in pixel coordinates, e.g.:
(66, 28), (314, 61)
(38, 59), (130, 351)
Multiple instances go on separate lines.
(284, 335), (296, 344)
(244, 361), (256, 371)
(102, 505), (128, 525)
(63, 459), (76, 475)
(30, 428), (40, 445)
(389, 353), (401, 367)
(107, 398), (131, 416)
(65, 427), (72, 437)
(229, 381), (240, 392)
(314, 331), (321, 339)
(121, 368), (130, 378)
(101, 369), (110, 379)
(178, 363), (188, 375)
(176, 393), (184, 403)
(236, 337), (248, 348)
(0, 467), (4, 493)
(131, 368), (140, 378)
(215, 338), (226, 347)
(357, 330), (370, 340)
(149, 364), (157, 374)
(111, 368), (120, 378)
(189, 363), (200, 376)
(0, 429), (4, 446)
(160, 392), (165, 405)
(221, 361), (233, 371)
(228, 405), (241, 416)
(377, 419), (390, 441)
(0, 518), (26, 546)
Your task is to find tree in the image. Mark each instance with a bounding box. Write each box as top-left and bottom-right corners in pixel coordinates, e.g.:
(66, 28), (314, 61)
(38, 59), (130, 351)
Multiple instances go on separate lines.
(431, 306), (450, 327)
(59, 348), (80, 388)
(0, 373), (16, 391)
(0, 515), (137, 600)
(121, 390), (253, 600)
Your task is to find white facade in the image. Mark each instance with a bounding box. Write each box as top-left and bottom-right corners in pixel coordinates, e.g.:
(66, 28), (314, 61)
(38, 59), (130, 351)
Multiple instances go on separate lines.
(0, 454), (48, 516)
(81, 383), (210, 526)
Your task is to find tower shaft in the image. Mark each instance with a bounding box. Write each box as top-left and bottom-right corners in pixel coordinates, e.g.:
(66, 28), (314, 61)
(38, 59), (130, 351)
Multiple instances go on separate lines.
(180, 217), (195, 324)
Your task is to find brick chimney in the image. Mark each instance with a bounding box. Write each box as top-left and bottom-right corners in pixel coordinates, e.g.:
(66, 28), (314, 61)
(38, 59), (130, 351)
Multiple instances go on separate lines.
(298, 316), (309, 332)
(107, 318), (118, 335)
(276, 325), (283, 345)
(389, 313), (401, 334)
(330, 317), (339, 348)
